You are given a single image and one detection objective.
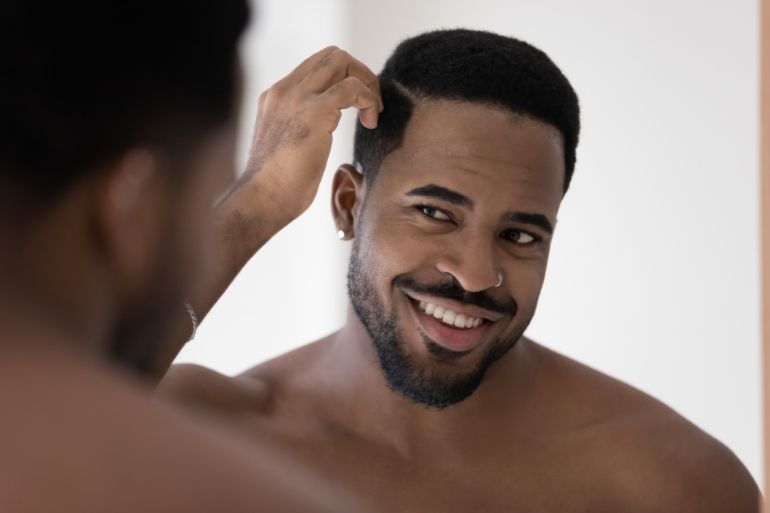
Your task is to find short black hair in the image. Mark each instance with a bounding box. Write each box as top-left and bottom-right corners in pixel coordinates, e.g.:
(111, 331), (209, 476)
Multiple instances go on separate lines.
(0, 0), (249, 202)
(353, 29), (580, 193)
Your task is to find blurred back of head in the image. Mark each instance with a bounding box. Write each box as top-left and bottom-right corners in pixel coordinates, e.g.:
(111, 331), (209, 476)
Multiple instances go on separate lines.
(0, 0), (249, 211)
(0, 0), (250, 375)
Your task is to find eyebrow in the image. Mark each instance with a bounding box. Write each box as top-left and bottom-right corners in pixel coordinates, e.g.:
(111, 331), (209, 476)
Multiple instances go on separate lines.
(506, 212), (554, 234)
(405, 184), (472, 207)
(405, 183), (554, 234)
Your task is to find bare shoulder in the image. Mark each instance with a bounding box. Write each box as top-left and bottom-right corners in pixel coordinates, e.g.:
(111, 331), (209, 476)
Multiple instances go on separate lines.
(159, 337), (331, 416)
(592, 408), (760, 512)
(621, 415), (757, 512)
(0, 356), (348, 513)
(158, 362), (271, 416)
(527, 341), (759, 512)
(239, 337), (330, 383)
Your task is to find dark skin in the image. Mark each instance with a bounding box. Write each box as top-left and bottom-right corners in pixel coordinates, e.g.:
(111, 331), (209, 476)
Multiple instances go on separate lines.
(161, 99), (760, 512)
(0, 47), (381, 512)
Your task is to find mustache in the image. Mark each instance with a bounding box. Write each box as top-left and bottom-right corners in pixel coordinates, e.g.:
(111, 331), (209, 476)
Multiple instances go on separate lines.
(394, 275), (517, 317)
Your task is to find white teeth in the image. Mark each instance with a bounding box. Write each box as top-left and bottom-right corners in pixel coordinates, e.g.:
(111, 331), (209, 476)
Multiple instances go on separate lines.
(417, 301), (483, 329)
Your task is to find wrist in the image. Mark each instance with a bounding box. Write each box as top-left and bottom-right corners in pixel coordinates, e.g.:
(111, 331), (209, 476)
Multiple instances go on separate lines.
(250, 168), (305, 226)
(214, 171), (296, 255)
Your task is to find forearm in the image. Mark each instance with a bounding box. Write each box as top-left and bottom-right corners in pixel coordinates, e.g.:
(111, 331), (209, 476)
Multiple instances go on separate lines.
(146, 46), (381, 384)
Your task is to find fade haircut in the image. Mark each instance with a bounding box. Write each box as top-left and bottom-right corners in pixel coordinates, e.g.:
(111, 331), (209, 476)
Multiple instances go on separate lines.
(353, 28), (580, 193)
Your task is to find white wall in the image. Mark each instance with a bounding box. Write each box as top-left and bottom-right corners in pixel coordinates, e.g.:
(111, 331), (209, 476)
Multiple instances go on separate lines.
(176, 0), (762, 484)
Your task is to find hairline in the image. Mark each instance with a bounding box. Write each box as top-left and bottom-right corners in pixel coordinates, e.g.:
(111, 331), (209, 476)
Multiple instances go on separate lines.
(357, 84), (568, 192)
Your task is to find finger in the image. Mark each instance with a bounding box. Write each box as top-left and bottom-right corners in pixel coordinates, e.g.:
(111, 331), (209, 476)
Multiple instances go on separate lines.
(299, 49), (383, 111)
(315, 76), (381, 129)
(274, 46), (340, 89)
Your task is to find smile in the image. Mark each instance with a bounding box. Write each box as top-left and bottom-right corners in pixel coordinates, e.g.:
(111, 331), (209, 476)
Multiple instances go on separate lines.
(417, 301), (484, 329)
(403, 291), (499, 354)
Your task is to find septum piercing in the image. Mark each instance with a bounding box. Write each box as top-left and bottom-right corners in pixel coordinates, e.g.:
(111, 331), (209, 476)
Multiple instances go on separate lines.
(494, 272), (504, 288)
(337, 230), (346, 240)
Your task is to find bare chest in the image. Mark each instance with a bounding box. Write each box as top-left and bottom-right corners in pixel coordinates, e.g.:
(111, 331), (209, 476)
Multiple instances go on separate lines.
(244, 415), (612, 513)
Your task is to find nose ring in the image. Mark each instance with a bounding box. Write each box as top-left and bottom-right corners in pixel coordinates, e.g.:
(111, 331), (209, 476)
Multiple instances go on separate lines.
(495, 272), (504, 288)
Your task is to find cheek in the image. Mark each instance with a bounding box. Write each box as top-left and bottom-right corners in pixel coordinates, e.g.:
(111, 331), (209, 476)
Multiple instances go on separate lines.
(168, 181), (219, 296)
(505, 258), (549, 317)
(360, 208), (438, 284)
(183, 155), (236, 272)
(164, 202), (207, 302)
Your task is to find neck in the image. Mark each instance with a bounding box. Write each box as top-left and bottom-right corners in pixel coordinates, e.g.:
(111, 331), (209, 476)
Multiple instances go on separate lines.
(320, 304), (534, 456)
(0, 218), (113, 358)
(0, 289), (105, 357)
(0, 294), (93, 368)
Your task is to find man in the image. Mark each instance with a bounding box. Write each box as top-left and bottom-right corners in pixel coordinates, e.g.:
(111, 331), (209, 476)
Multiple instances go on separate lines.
(0, 0), (382, 511)
(161, 29), (760, 512)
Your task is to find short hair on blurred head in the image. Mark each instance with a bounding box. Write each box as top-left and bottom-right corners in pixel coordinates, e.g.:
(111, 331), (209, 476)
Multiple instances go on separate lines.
(0, 0), (250, 204)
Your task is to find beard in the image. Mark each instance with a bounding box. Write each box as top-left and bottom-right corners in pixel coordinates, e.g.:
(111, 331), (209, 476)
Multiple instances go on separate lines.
(106, 221), (190, 378)
(347, 238), (531, 409)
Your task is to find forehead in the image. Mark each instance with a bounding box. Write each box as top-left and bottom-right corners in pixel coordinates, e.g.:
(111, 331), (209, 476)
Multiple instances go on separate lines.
(374, 100), (565, 210)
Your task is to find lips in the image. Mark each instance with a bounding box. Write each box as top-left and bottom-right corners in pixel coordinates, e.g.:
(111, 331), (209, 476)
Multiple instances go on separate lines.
(417, 300), (484, 329)
(406, 295), (492, 355)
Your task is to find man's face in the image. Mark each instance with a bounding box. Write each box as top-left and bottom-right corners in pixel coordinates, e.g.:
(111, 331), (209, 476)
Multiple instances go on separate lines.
(108, 120), (238, 375)
(347, 100), (564, 408)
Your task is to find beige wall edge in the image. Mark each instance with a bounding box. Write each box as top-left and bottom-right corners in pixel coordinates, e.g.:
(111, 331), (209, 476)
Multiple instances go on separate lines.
(762, 0), (769, 507)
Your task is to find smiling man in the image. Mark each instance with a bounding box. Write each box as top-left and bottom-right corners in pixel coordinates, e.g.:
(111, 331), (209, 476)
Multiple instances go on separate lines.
(161, 29), (759, 512)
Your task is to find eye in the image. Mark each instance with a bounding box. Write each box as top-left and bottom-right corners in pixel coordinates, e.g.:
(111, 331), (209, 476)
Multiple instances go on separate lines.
(501, 229), (537, 245)
(417, 205), (452, 222)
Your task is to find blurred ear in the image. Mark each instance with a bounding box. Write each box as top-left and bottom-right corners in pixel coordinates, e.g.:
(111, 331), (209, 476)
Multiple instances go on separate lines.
(331, 164), (365, 240)
(90, 148), (168, 296)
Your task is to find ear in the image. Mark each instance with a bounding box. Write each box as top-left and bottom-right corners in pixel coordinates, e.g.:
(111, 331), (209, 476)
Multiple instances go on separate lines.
(90, 148), (168, 297)
(331, 164), (365, 240)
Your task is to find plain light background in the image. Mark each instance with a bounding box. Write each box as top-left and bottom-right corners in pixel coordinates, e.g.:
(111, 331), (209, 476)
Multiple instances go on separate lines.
(176, 0), (763, 484)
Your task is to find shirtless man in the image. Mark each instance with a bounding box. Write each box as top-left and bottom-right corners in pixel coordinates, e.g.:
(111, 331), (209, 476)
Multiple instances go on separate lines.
(161, 29), (760, 512)
(0, 0), (382, 511)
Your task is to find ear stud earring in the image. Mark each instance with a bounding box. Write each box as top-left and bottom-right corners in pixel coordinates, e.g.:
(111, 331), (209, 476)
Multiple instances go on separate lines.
(337, 230), (346, 240)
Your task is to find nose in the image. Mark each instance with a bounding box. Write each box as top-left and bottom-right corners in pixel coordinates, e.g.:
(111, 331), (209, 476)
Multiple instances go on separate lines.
(435, 233), (501, 293)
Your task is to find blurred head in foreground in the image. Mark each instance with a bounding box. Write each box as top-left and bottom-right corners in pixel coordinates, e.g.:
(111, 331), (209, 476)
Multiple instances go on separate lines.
(0, 0), (249, 374)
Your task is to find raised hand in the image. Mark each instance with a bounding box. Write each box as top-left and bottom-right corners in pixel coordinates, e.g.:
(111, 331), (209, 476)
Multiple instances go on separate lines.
(239, 46), (382, 222)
